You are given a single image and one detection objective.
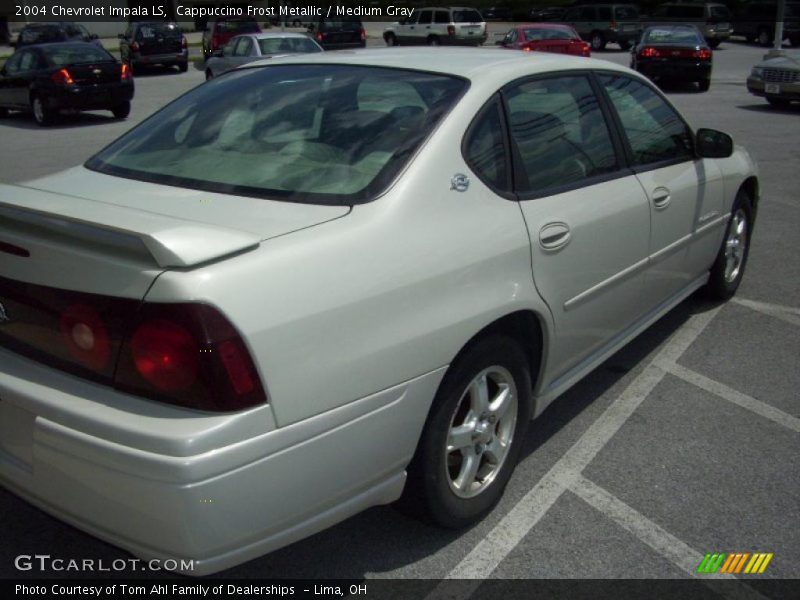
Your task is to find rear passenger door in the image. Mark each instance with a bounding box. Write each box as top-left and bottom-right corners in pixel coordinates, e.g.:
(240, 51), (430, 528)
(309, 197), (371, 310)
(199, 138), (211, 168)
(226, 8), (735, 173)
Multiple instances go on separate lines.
(507, 74), (651, 378)
(598, 74), (724, 310)
(415, 9), (434, 43)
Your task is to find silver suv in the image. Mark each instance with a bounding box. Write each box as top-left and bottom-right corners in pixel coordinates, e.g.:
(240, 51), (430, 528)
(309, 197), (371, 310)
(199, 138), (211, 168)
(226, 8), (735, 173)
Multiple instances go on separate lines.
(384, 7), (487, 46)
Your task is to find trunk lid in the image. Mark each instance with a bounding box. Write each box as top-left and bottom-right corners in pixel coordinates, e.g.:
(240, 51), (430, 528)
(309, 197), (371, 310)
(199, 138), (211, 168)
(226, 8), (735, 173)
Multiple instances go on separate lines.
(67, 61), (121, 86)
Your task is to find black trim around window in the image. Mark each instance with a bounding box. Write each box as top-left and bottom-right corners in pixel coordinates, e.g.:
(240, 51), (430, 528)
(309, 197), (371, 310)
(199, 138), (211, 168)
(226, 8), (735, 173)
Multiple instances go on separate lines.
(461, 94), (516, 200)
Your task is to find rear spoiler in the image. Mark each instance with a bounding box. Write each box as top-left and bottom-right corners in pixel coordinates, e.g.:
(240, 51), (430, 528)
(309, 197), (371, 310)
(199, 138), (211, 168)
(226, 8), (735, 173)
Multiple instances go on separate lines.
(0, 183), (260, 268)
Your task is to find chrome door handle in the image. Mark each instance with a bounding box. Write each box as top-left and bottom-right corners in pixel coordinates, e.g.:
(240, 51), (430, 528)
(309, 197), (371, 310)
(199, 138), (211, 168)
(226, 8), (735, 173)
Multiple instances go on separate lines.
(539, 222), (571, 251)
(652, 187), (671, 209)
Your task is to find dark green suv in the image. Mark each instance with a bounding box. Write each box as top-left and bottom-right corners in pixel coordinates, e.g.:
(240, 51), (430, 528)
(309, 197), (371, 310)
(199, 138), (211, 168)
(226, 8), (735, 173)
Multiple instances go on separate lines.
(562, 3), (642, 51)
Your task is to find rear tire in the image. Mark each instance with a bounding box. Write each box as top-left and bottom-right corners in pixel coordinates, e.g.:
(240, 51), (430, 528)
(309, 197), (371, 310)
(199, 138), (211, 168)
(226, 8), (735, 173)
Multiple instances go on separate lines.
(31, 94), (54, 126)
(708, 39), (721, 49)
(0, 107), (8, 118)
(178, 61), (188, 73)
(590, 31), (606, 51)
(618, 40), (631, 51)
(111, 101), (131, 119)
(427, 35), (441, 47)
(205, 69), (214, 81)
(384, 32), (398, 46)
(757, 28), (773, 46)
(705, 189), (752, 301)
(698, 79), (711, 92)
(398, 336), (533, 528)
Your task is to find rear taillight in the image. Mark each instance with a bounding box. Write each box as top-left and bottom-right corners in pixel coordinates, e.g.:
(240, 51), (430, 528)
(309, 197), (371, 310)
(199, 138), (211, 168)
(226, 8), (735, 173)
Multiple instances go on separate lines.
(130, 41), (140, 52)
(522, 44), (532, 52)
(211, 34), (220, 49)
(640, 46), (659, 58)
(181, 35), (188, 48)
(115, 303), (267, 412)
(120, 63), (131, 80)
(695, 48), (712, 60)
(359, 27), (366, 42)
(581, 42), (591, 57)
(610, 20), (618, 31)
(447, 25), (456, 36)
(51, 68), (74, 85)
(315, 31), (324, 42)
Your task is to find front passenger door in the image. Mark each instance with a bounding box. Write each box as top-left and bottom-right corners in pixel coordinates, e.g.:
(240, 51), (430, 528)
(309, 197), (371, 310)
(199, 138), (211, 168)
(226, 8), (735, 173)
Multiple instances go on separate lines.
(507, 75), (651, 379)
(598, 74), (724, 310)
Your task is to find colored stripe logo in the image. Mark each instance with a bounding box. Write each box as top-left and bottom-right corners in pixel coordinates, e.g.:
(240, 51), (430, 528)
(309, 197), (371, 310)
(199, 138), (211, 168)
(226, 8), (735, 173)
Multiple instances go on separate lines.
(697, 552), (773, 574)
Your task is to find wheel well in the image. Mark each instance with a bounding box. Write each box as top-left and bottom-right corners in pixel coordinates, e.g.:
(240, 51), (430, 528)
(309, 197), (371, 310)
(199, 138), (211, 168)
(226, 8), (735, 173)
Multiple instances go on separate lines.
(452, 311), (545, 391)
(740, 176), (759, 218)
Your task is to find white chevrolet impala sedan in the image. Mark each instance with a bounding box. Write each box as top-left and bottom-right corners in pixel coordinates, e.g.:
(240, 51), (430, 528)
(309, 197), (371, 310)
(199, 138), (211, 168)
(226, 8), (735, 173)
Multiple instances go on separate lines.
(0, 49), (757, 574)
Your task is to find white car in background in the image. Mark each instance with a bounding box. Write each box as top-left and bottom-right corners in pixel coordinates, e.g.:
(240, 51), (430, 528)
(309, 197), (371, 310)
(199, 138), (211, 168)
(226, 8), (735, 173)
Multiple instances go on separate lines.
(204, 32), (323, 80)
(0, 48), (758, 575)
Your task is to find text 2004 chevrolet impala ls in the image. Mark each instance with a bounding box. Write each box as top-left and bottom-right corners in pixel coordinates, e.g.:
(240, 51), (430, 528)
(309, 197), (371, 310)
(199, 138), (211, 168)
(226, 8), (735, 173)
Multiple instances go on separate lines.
(0, 49), (757, 574)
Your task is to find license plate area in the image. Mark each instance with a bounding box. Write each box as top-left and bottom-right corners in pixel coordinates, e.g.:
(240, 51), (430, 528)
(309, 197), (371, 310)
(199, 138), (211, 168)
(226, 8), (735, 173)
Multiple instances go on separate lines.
(765, 83), (781, 94)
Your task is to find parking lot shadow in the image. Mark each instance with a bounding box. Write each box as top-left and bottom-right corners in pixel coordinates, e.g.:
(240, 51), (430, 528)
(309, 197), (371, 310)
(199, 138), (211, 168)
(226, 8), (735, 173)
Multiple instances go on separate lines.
(0, 111), (127, 130)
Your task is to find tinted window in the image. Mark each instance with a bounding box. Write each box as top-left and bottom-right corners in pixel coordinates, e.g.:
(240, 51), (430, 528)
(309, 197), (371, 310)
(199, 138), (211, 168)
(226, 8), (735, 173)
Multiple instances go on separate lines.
(218, 19), (260, 33)
(233, 37), (253, 56)
(709, 6), (731, 19)
(464, 100), (509, 191)
(505, 76), (619, 194)
(4, 53), (22, 74)
(523, 27), (579, 41)
(258, 37), (322, 55)
(644, 27), (703, 44)
(86, 66), (466, 205)
(615, 6), (639, 19)
(418, 10), (433, 24)
(599, 75), (693, 166)
(435, 10), (450, 24)
(18, 51), (39, 71)
(453, 10), (483, 22)
(598, 7), (613, 20)
(42, 45), (115, 66)
(137, 22), (182, 40)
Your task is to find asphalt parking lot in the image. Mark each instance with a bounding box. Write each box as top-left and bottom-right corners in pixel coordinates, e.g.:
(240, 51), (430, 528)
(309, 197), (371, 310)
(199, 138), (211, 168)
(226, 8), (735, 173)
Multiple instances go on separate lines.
(0, 29), (798, 590)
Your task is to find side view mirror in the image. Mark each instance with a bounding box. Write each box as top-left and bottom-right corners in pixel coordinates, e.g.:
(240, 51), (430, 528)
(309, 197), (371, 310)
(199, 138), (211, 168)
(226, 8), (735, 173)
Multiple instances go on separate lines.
(696, 128), (733, 159)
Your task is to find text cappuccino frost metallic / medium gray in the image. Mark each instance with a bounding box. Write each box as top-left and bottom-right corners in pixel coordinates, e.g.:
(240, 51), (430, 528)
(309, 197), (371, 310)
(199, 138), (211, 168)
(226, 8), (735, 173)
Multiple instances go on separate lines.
(0, 48), (758, 575)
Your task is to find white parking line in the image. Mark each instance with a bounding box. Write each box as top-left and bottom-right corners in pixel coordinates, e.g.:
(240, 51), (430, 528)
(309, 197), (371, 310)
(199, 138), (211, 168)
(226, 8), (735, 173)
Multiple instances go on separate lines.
(568, 475), (770, 600)
(428, 306), (722, 590)
(664, 362), (800, 433)
(732, 297), (800, 327)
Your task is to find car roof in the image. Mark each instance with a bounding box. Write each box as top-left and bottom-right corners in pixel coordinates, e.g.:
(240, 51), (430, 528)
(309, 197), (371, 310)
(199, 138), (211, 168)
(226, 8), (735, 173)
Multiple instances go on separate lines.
(247, 47), (628, 81)
(516, 23), (575, 29)
(27, 41), (107, 51)
(243, 32), (315, 40)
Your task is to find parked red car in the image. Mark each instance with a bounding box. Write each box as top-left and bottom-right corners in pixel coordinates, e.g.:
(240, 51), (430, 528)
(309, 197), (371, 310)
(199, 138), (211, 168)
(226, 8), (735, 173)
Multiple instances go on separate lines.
(202, 18), (261, 59)
(498, 23), (591, 56)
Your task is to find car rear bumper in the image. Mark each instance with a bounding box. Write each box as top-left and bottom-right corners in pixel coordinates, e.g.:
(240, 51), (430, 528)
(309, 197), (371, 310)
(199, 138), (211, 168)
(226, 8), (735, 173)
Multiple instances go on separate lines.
(320, 41), (366, 50)
(0, 347), (443, 575)
(132, 51), (189, 65)
(638, 61), (712, 80)
(47, 82), (134, 111)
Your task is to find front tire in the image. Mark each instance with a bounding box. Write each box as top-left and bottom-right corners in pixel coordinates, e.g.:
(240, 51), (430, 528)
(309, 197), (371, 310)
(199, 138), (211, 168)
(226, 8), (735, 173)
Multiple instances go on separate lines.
(384, 32), (398, 46)
(705, 190), (752, 300)
(31, 94), (54, 126)
(400, 336), (532, 528)
(427, 35), (441, 46)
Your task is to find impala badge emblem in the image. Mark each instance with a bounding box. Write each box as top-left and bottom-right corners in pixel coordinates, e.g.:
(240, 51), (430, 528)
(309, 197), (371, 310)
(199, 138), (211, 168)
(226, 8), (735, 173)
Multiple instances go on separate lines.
(93, 68), (102, 75)
(0, 302), (9, 324)
(450, 173), (470, 192)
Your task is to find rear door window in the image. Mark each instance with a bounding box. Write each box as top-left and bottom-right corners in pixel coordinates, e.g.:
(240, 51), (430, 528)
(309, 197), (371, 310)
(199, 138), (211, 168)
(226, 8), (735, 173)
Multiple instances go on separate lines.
(504, 75), (619, 195)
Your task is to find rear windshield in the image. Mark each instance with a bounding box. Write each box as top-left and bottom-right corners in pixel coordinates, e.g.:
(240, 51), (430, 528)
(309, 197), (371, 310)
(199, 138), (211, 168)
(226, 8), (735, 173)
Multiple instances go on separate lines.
(709, 6), (731, 19)
(614, 6), (639, 20)
(137, 22), (182, 39)
(218, 19), (260, 33)
(43, 45), (115, 66)
(644, 27), (702, 44)
(258, 37), (322, 54)
(320, 18), (363, 30)
(523, 28), (578, 41)
(20, 26), (64, 44)
(86, 65), (467, 205)
(453, 10), (483, 23)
